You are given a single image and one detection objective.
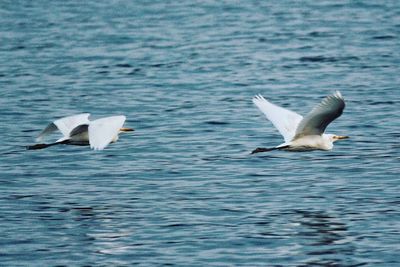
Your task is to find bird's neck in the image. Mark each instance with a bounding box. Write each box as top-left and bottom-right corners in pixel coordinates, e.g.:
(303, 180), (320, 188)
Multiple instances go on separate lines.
(322, 134), (334, 150)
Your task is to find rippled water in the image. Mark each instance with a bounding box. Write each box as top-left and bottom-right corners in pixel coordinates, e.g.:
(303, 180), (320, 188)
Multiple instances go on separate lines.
(1, 1), (399, 266)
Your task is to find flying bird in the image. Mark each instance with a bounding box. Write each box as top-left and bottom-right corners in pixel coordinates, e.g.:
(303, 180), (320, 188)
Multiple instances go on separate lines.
(252, 91), (348, 154)
(27, 113), (134, 150)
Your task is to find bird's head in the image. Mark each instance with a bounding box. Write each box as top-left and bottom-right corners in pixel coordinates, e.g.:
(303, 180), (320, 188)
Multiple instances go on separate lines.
(329, 134), (349, 142)
(119, 127), (134, 133)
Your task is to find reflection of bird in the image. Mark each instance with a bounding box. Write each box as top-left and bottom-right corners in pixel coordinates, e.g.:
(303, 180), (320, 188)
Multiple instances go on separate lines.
(252, 91), (348, 154)
(27, 114), (134, 150)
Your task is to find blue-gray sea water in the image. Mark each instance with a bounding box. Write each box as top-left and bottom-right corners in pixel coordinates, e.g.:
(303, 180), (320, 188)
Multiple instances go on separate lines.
(1, 1), (399, 266)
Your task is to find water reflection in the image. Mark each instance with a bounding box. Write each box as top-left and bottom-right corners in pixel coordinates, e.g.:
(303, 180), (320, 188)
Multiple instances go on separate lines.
(293, 209), (360, 267)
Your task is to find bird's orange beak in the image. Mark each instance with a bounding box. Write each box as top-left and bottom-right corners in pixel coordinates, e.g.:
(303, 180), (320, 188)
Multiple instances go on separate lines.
(120, 127), (134, 132)
(336, 135), (349, 140)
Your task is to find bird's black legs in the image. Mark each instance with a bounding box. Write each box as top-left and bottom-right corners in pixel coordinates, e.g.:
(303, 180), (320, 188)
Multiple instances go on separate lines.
(251, 145), (290, 154)
(26, 140), (70, 150)
(27, 143), (55, 150)
(251, 147), (279, 154)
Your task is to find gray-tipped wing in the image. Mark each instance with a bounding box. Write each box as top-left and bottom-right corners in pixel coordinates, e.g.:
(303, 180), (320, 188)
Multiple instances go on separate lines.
(35, 113), (90, 142)
(294, 91), (345, 138)
(69, 124), (89, 137)
(36, 122), (58, 142)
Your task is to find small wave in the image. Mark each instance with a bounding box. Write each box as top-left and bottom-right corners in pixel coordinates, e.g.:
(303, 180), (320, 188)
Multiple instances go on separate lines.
(299, 55), (360, 63)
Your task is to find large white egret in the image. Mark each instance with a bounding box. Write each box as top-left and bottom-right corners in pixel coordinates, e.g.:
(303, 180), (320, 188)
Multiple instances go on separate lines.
(252, 91), (348, 154)
(27, 114), (134, 150)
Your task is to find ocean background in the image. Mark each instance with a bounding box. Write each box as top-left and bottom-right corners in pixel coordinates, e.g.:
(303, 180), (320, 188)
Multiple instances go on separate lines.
(1, 1), (399, 266)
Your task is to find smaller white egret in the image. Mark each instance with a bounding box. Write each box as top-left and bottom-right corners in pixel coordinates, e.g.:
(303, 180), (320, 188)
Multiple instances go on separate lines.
(252, 91), (348, 154)
(27, 114), (134, 150)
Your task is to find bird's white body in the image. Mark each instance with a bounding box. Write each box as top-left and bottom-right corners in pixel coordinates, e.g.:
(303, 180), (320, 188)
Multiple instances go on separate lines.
(253, 91), (348, 153)
(279, 135), (333, 151)
(34, 114), (133, 150)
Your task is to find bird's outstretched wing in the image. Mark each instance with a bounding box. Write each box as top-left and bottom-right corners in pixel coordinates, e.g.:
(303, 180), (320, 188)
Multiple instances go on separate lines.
(36, 113), (90, 142)
(36, 122), (58, 142)
(253, 95), (303, 142)
(294, 91), (345, 138)
(88, 115), (126, 150)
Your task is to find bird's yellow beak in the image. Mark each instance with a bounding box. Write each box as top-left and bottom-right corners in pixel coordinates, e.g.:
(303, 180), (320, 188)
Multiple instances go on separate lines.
(336, 135), (349, 140)
(120, 127), (134, 132)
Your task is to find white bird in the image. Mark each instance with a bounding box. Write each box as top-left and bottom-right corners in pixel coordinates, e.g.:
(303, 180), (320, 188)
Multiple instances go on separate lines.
(252, 91), (348, 153)
(27, 113), (134, 150)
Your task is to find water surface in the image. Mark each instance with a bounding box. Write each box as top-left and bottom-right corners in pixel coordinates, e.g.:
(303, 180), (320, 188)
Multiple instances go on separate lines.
(1, 1), (399, 266)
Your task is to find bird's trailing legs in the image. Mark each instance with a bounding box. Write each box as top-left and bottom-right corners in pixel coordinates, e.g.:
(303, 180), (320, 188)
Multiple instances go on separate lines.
(251, 145), (289, 154)
(27, 140), (71, 150)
